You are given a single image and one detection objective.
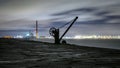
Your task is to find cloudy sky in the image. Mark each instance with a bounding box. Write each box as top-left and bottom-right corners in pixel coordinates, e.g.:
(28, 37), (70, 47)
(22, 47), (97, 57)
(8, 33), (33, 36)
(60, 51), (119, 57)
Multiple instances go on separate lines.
(0, 0), (120, 37)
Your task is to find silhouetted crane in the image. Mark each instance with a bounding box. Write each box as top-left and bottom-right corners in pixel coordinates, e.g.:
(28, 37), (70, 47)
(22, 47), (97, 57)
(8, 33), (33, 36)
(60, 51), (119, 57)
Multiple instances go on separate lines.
(49, 16), (78, 44)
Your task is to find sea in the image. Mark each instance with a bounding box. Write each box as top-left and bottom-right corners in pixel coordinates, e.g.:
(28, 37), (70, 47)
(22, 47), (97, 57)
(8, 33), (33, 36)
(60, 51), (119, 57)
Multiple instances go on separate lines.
(38, 39), (120, 50)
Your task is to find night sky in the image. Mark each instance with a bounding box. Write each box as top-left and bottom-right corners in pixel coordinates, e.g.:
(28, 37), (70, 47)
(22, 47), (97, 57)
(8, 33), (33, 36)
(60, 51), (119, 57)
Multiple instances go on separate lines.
(0, 0), (120, 37)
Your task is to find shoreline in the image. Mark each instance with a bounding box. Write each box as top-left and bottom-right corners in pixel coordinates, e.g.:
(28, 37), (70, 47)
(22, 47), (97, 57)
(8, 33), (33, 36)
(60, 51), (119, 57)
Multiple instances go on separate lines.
(0, 38), (120, 68)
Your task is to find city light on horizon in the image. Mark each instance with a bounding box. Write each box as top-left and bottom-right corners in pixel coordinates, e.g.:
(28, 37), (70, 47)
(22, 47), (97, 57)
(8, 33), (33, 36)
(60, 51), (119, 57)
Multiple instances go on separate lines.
(74, 35), (120, 39)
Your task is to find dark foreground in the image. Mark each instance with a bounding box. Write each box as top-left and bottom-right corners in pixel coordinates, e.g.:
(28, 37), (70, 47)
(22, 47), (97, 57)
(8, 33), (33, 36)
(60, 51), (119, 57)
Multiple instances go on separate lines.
(0, 38), (120, 68)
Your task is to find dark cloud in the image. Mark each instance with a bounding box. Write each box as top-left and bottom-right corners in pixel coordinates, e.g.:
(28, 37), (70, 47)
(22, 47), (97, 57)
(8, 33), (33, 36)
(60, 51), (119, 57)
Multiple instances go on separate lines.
(105, 15), (120, 19)
(76, 20), (107, 24)
(0, 0), (10, 5)
(49, 21), (67, 28)
(95, 11), (110, 16)
(51, 7), (97, 16)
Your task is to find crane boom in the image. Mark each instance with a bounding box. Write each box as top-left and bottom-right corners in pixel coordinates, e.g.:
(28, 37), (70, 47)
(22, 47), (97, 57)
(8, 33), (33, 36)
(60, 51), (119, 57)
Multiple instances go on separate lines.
(59, 16), (78, 42)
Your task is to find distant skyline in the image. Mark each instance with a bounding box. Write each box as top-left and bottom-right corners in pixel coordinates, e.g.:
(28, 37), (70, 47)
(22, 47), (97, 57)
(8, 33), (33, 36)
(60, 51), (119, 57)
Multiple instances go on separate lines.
(0, 0), (120, 37)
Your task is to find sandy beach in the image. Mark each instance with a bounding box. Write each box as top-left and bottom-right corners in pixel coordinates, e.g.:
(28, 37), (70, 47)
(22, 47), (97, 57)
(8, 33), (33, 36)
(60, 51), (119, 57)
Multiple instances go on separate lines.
(0, 38), (120, 68)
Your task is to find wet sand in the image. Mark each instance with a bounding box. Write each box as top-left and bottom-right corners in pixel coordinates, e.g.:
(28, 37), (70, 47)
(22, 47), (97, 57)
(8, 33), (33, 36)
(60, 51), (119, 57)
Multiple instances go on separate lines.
(0, 38), (120, 68)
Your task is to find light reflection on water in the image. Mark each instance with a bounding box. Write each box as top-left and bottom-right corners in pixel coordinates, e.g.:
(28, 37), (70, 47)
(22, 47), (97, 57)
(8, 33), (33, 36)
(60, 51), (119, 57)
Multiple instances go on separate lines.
(38, 39), (120, 50)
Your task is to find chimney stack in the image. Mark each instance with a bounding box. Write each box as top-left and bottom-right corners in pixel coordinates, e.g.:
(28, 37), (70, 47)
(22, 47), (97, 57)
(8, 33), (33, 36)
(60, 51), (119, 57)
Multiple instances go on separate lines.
(36, 20), (39, 39)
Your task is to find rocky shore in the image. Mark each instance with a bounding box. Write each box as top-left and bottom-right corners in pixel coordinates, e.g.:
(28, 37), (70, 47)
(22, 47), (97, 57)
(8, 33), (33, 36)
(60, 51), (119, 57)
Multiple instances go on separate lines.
(0, 38), (120, 68)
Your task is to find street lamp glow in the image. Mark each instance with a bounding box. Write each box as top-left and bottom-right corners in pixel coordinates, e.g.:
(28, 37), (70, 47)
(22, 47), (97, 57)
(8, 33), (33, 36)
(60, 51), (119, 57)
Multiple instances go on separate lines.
(26, 33), (30, 36)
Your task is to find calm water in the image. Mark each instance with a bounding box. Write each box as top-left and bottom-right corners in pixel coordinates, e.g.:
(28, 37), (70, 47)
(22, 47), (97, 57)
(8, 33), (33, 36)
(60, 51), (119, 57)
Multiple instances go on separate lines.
(38, 39), (120, 50)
